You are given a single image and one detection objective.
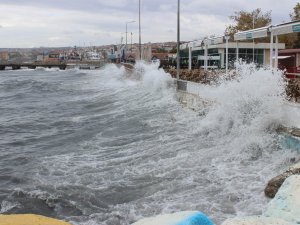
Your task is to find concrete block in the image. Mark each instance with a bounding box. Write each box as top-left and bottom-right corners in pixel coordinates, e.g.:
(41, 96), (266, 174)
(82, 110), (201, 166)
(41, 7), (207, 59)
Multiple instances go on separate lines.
(264, 175), (300, 224)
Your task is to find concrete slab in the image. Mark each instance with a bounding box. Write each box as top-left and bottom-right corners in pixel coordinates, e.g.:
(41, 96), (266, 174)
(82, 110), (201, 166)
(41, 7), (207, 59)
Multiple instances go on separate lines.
(264, 175), (300, 224)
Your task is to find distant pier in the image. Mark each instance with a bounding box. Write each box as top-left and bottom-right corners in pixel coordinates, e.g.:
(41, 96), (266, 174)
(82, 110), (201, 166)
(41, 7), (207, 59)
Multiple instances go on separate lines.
(0, 61), (67, 70)
(0, 60), (107, 70)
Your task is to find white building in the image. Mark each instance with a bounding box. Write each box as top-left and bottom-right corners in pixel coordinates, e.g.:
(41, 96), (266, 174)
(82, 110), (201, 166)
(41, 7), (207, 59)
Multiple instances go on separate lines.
(180, 38), (285, 70)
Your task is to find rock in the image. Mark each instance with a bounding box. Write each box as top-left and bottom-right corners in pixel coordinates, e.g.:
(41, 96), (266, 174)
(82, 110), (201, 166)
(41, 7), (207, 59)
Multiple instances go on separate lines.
(264, 162), (300, 198)
(221, 216), (293, 225)
(132, 211), (214, 225)
(264, 175), (300, 224)
(277, 126), (300, 138)
(0, 214), (72, 225)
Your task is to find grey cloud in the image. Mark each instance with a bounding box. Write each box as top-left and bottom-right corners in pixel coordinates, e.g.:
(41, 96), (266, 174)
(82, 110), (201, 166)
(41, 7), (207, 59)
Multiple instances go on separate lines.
(0, 0), (137, 13)
(0, 0), (298, 47)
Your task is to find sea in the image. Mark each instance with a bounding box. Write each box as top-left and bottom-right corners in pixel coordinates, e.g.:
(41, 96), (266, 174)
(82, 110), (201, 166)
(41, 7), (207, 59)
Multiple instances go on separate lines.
(0, 62), (299, 225)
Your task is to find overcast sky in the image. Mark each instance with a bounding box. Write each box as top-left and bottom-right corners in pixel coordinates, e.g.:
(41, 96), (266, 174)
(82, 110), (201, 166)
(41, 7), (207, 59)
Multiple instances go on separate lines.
(0, 0), (299, 48)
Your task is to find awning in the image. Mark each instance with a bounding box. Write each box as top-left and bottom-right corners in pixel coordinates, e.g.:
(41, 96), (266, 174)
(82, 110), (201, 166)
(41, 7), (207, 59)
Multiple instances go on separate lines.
(272, 56), (292, 59)
(234, 26), (270, 41)
(271, 21), (300, 35)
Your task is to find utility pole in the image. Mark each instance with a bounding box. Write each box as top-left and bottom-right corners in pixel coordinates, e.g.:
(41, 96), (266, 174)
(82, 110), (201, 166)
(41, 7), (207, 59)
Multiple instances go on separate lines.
(225, 36), (229, 76)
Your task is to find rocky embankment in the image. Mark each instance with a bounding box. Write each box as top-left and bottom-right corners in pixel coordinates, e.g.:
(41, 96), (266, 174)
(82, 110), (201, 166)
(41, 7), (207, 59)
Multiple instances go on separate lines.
(165, 68), (223, 84)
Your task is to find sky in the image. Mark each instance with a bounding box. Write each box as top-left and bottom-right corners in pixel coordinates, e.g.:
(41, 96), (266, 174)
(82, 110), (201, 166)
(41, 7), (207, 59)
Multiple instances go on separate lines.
(0, 0), (299, 48)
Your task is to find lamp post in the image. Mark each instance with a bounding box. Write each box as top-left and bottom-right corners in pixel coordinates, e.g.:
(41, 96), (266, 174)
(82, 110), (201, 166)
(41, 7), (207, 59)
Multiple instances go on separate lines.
(131, 32), (133, 52)
(253, 15), (255, 63)
(225, 35), (230, 76)
(120, 32), (125, 62)
(126, 20), (135, 60)
(139, 0), (142, 60)
(176, 0), (180, 80)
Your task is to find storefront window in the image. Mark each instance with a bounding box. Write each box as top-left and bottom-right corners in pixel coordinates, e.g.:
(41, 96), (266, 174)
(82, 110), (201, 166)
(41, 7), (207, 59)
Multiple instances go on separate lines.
(225, 48), (265, 67)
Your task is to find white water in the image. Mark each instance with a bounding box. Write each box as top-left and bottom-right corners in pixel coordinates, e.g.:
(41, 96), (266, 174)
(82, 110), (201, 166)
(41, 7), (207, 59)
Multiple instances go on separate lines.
(0, 63), (299, 225)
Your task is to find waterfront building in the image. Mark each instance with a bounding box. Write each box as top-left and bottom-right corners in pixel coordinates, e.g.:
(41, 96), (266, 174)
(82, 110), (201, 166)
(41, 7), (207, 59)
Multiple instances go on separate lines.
(180, 40), (285, 69)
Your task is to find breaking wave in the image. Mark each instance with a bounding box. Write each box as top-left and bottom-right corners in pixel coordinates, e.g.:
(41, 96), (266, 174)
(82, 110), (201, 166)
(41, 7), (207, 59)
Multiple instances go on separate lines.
(0, 63), (298, 225)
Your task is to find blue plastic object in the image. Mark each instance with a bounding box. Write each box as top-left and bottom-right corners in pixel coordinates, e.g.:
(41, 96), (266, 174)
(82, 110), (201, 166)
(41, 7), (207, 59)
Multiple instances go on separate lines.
(175, 212), (214, 225)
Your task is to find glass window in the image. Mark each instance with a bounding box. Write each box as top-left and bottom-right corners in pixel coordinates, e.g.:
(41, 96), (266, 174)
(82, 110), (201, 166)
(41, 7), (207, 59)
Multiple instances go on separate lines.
(208, 48), (218, 54)
(239, 48), (246, 54)
(179, 49), (189, 58)
(192, 50), (204, 57)
(229, 48), (236, 54)
(256, 54), (264, 64)
(247, 48), (253, 54)
(255, 49), (264, 54)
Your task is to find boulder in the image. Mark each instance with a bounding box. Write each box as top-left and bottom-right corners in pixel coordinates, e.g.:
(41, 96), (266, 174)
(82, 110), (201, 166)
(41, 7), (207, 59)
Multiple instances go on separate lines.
(132, 211), (214, 225)
(264, 162), (300, 198)
(277, 126), (300, 138)
(0, 214), (71, 225)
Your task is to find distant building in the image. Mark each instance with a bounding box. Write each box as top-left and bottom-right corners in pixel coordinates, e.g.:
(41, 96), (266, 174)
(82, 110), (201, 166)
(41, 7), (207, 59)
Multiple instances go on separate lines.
(47, 52), (60, 61)
(8, 52), (22, 62)
(36, 53), (48, 62)
(0, 51), (9, 61)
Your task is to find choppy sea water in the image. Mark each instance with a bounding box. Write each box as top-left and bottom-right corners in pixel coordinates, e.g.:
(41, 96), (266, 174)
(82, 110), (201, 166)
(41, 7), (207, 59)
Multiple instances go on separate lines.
(0, 63), (299, 225)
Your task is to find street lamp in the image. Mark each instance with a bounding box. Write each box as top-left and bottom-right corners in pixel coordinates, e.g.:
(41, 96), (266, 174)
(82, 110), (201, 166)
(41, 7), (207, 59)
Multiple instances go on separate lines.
(126, 20), (136, 56)
(120, 32), (125, 62)
(139, 0), (142, 60)
(177, 0), (180, 80)
(225, 35), (230, 76)
(253, 15), (255, 63)
(131, 32), (133, 52)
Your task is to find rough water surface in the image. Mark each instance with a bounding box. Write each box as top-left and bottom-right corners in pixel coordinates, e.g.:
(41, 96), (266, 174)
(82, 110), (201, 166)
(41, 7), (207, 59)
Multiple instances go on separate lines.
(0, 64), (299, 225)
